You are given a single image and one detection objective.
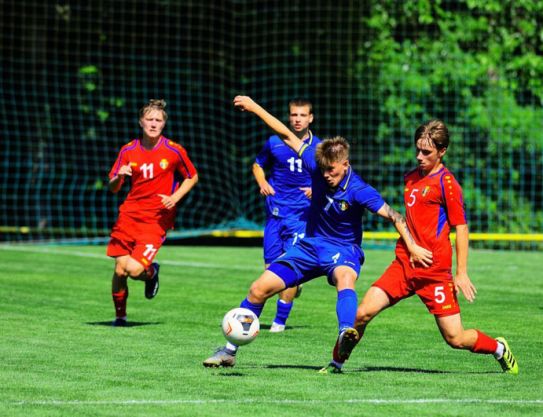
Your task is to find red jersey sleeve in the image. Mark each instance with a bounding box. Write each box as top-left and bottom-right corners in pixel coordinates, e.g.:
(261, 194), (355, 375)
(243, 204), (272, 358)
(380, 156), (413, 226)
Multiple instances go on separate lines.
(108, 140), (136, 180)
(441, 173), (466, 226)
(164, 140), (197, 179)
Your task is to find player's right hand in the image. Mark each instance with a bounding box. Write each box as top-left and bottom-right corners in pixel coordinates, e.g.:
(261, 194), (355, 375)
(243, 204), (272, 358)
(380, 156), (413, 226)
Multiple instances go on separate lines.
(233, 95), (257, 113)
(260, 183), (275, 196)
(118, 164), (132, 177)
(300, 187), (312, 199)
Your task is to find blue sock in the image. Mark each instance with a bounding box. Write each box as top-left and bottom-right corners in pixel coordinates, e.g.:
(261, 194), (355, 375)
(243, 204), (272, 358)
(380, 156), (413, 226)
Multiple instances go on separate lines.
(336, 289), (357, 333)
(273, 299), (293, 325)
(240, 298), (264, 317)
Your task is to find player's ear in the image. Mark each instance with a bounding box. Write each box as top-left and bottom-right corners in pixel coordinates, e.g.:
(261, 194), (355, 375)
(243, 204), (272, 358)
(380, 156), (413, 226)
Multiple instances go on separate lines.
(439, 147), (447, 159)
(308, 113), (314, 124)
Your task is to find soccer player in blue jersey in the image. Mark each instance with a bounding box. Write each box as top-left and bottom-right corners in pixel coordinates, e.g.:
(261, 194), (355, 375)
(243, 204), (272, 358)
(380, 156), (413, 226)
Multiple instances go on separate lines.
(253, 98), (321, 333)
(203, 96), (432, 368)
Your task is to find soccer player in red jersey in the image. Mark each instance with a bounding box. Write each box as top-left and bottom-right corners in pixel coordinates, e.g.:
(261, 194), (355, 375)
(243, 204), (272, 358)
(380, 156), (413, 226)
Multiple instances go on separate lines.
(321, 120), (518, 374)
(107, 99), (198, 326)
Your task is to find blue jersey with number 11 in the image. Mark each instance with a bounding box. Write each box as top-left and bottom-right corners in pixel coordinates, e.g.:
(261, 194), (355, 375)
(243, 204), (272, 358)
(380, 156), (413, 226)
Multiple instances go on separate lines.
(255, 132), (321, 218)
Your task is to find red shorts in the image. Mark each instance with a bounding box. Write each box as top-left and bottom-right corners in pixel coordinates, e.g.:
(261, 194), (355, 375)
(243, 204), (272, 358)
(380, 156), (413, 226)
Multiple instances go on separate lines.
(372, 258), (460, 317)
(106, 212), (167, 268)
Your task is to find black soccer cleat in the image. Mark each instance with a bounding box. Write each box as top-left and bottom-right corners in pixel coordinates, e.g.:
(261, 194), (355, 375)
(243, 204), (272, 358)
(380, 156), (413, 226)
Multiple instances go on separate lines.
(112, 317), (128, 327)
(338, 327), (360, 361)
(145, 262), (160, 299)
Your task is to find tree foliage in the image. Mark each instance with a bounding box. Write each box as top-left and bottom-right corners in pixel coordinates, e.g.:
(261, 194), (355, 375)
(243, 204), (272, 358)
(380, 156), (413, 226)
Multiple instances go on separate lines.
(356, 0), (543, 233)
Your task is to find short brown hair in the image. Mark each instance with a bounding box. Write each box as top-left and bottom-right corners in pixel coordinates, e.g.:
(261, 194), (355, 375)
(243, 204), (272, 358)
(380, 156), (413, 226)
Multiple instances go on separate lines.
(288, 98), (313, 114)
(139, 99), (168, 121)
(414, 120), (449, 150)
(315, 136), (350, 168)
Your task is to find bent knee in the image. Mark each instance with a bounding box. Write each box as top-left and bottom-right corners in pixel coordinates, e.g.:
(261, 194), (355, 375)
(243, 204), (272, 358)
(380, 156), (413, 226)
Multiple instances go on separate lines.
(114, 265), (129, 278)
(249, 282), (273, 302)
(126, 264), (145, 278)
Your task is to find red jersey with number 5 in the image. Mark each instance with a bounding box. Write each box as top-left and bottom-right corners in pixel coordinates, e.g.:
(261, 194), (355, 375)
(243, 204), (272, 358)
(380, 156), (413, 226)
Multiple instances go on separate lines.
(109, 136), (197, 224)
(396, 166), (466, 276)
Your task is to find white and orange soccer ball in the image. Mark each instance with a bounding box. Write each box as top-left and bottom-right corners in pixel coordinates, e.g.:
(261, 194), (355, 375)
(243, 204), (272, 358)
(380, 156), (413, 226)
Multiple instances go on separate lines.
(221, 307), (260, 346)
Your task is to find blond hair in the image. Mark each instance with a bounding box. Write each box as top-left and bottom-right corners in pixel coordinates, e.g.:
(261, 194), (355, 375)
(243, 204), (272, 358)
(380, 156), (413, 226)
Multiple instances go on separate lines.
(139, 99), (168, 121)
(315, 136), (350, 167)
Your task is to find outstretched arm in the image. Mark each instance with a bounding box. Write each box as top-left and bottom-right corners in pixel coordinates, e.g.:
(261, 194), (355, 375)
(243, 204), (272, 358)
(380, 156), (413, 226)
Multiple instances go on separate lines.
(233, 96), (304, 154)
(376, 203), (433, 267)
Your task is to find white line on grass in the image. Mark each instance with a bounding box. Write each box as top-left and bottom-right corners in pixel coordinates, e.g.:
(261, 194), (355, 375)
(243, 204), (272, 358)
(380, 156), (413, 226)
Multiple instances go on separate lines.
(8, 398), (543, 406)
(0, 245), (262, 272)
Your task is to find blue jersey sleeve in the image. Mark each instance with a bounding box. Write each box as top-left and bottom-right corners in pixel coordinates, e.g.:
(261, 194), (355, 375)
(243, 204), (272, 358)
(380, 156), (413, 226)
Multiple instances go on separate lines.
(353, 184), (385, 213)
(297, 142), (318, 173)
(255, 138), (272, 168)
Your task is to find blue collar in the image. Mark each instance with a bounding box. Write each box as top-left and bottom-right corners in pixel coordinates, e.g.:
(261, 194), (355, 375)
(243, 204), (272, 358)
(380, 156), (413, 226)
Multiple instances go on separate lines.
(337, 166), (352, 191)
(301, 130), (314, 145)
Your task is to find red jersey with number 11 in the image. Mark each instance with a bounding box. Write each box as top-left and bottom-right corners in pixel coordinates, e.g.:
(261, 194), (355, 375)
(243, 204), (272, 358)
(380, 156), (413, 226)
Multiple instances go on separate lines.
(109, 136), (197, 224)
(395, 166), (466, 277)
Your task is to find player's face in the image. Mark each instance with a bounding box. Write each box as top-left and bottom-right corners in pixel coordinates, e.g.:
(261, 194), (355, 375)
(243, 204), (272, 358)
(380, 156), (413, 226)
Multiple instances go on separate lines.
(140, 109), (166, 140)
(289, 105), (313, 134)
(321, 159), (349, 188)
(415, 138), (446, 175)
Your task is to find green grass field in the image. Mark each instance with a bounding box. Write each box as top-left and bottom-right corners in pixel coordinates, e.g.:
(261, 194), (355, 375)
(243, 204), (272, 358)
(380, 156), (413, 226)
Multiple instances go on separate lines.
(1, 244), (542, 417)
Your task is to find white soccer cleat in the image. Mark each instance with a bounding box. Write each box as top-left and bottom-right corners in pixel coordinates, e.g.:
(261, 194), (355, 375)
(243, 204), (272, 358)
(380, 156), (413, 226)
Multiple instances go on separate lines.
(269, 322), (286, 333)
(203, 347), (237, 368)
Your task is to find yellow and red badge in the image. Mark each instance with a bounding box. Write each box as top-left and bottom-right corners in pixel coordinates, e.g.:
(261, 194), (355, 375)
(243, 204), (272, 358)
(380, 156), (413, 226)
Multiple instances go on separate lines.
(159, 159), (169, 169)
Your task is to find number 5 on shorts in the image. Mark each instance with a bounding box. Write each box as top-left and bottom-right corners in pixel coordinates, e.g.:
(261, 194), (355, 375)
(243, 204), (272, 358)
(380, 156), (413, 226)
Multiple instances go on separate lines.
(434, 286), (445, 304)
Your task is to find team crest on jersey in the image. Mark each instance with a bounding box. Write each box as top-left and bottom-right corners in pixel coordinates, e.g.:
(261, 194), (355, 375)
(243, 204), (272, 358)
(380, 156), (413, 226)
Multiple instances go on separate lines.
(130, 162), (138, 167)
(159, 159), (169, 169)
(339, 200), (350, 211)
(422, 185), (430, 197)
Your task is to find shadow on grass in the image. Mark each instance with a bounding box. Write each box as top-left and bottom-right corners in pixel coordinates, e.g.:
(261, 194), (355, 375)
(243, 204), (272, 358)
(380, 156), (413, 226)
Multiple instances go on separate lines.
(259, 324), (310, 330)
(217, 372), (245, 377)
(264, 364), (496, 374)
(350, 366), (497, 375)
(352, 366), (449, 374)
(265, 364), (323, 371)
(85, 321), (162, 327)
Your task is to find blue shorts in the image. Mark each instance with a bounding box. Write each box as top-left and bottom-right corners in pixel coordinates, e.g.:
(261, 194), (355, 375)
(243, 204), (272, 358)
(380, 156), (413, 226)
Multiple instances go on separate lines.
(263, 216), (307, 264)
(269, 237), (364, 287)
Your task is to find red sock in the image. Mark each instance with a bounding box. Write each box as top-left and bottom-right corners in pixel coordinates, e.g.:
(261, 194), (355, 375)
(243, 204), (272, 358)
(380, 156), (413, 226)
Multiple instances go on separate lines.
(112, 288), (128, 318)
(146, 265), (155, 279)
(471, 330), (498, 354)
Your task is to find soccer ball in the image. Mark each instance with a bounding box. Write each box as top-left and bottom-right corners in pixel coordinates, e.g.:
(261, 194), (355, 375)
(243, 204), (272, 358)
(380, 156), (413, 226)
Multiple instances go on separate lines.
(221, 307), (260, 346)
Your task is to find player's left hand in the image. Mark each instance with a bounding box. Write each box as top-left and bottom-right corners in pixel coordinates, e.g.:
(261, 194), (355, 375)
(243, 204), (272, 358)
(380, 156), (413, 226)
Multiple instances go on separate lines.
(300, 187), (312, 199)
(454, 272), (477, 303)
(158, 194), (177, 210)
